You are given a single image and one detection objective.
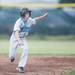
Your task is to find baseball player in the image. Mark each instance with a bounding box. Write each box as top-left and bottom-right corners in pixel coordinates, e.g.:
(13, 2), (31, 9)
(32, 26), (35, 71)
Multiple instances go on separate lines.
(9, 8), (48, 73)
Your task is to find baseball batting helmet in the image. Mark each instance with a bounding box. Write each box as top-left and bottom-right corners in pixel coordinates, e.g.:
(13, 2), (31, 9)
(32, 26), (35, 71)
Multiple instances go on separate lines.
(20, 8), (31, 17)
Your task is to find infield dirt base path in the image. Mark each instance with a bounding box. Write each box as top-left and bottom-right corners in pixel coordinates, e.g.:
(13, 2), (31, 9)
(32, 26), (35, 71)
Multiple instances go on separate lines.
(0, 55), (75, 75)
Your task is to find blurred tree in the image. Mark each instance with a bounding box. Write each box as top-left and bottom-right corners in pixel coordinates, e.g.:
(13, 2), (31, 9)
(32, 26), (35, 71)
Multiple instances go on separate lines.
(59, 0), (75, 3)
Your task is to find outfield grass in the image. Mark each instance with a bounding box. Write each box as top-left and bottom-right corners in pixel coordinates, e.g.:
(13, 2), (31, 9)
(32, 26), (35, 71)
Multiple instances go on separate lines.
(0, 38), (75, 55)
(64, 70), (75, 75)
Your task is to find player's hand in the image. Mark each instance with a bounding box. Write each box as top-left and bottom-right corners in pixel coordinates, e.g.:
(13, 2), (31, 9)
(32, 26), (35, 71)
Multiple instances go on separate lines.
(18, 40), (23, 46)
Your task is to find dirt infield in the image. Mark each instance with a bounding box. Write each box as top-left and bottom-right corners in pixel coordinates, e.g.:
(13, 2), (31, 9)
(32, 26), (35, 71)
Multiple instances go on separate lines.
(0, 55), (75, 75)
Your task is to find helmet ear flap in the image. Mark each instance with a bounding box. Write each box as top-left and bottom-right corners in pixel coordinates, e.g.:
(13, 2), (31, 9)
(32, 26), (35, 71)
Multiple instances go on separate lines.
(29, 11), (31, 17)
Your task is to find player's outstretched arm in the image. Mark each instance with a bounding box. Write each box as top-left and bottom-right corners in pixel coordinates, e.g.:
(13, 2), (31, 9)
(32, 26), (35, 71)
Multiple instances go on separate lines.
(34, 12), (48, 21)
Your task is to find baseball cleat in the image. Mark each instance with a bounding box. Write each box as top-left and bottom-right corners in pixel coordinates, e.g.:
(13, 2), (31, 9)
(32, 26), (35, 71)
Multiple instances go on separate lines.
(10, 58), (15, 62)
(16, 67), (24, 73)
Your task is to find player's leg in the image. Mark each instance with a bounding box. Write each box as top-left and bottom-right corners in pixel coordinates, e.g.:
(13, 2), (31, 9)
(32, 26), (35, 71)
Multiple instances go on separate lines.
(9, 38), (18, 62)
(17, 38), (29, 73)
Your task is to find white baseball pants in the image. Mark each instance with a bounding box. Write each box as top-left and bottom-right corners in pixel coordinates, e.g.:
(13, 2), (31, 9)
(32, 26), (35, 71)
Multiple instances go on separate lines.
(9, 36), (29, 68)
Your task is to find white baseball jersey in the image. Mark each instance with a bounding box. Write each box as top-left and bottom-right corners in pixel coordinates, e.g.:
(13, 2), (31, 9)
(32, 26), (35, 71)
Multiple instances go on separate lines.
(12, 17), (36, 39)
(9, 17), (36, 68)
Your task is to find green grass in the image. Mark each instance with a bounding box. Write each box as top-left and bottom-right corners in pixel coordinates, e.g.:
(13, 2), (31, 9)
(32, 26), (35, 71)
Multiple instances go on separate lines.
(64, 71), (75, 75)
(27, 35), (75, 41)
(0, 38), (75, 55)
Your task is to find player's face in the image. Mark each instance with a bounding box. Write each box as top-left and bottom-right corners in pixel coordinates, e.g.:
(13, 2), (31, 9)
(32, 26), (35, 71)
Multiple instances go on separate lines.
(24, 13), (30, 21)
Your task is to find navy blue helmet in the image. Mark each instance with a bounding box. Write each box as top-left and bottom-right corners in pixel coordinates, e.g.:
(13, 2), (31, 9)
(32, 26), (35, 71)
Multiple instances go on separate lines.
(20, 8), (31, 17)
